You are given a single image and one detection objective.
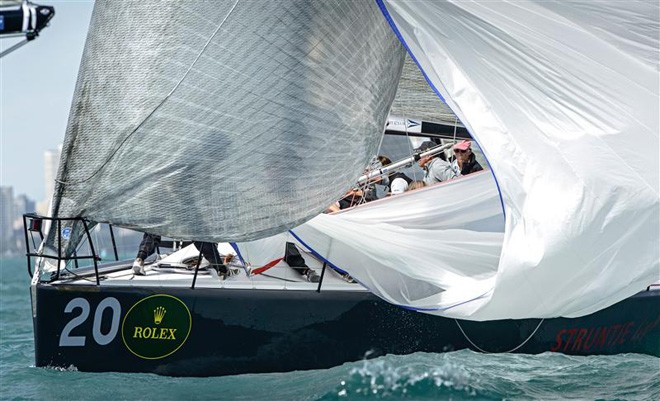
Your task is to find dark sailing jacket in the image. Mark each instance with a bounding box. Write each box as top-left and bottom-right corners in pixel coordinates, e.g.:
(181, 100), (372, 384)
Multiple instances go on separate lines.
(389, 172), (413, 186)
(452, 154), (484, 176)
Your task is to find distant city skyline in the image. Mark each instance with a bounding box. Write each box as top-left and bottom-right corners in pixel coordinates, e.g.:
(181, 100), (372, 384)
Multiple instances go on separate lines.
(0, 1), (93, 201)
(1, 178), (141, 256)
(0, 143), (54, 254)
(0, 184), (37, 255)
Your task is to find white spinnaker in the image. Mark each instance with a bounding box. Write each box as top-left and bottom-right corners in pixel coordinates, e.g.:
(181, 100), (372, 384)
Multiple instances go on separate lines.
(378, 0), (659, 318)
(238, 172), (505, 316)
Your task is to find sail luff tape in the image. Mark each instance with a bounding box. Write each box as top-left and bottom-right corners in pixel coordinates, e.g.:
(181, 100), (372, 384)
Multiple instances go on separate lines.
(376, 0), (506, 221)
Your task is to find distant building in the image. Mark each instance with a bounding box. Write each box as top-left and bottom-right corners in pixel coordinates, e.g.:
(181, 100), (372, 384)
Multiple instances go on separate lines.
(44, 145), (62, 206)
(14, 194), (36, 229)
(39, 145), (62, 215)
(0, 186), (15, 254)
(14, 193), (36, 217)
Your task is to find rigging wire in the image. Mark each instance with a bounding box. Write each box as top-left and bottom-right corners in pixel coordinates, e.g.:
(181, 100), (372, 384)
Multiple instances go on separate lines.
(55, 0), (242, 186)
(0, 38), (30, 58)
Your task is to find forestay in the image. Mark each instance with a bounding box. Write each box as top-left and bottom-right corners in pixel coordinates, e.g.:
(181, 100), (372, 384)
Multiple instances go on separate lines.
(374, 0), (659, 318)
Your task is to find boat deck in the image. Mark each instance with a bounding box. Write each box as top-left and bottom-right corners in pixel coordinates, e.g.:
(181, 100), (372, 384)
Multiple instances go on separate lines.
(48, 245), (364, 292)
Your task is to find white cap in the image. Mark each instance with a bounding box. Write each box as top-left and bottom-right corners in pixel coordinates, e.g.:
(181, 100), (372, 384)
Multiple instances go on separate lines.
(390, 177), (409, 195)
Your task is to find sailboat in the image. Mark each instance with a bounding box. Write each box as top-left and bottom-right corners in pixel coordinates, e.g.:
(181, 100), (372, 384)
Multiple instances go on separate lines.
(22, 0), (659, 376)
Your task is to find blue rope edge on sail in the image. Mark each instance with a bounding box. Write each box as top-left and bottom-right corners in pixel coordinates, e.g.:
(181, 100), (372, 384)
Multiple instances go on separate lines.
(230, 242), (247, 267)
(374, 0), (506, 221)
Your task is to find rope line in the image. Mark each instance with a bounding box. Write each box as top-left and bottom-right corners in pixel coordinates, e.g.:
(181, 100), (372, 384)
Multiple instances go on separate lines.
(454, 318), (545, 354)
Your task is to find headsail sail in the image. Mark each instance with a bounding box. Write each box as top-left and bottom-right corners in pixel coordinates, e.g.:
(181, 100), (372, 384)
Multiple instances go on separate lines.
(45, 0), (406, 256)
(374, 0), (659, 318)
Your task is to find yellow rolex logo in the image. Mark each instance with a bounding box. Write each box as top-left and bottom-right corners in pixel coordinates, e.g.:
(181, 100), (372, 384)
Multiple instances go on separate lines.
(122, 295), (192, 360)
(154, 306), (166, 325)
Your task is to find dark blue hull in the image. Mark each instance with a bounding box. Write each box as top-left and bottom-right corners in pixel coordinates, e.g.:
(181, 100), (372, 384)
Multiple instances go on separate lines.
(33, 284), (660, 377)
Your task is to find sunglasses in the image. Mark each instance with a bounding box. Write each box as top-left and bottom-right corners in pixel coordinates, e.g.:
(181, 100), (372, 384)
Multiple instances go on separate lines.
(454, 149), (469, 154)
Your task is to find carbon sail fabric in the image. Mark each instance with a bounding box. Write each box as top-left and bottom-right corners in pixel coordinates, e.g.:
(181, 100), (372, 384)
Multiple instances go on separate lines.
(378, 0), (659, 318)
(389, 55), (460, 126)
(45, 0), (406, 256)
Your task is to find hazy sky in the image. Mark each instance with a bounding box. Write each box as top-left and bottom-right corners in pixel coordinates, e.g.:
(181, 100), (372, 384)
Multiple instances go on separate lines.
(1, 0), (94, 202)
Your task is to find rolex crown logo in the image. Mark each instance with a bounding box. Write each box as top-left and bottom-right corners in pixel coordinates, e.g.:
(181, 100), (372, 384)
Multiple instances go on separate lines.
(154, 306), (166, 325)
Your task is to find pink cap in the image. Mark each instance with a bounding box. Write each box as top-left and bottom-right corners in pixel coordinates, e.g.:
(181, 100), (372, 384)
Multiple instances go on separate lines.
(453, 140), (472, 151)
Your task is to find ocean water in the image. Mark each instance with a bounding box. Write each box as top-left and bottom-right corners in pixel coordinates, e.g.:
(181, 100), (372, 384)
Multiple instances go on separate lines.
(1, 256), (658, 401)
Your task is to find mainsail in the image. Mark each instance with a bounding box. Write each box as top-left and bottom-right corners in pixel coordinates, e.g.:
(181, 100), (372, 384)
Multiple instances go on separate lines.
(389, 54), (459, 126)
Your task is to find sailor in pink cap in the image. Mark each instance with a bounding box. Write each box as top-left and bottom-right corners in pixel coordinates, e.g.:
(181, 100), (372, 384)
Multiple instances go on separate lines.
(451, 140), (484, 176)
(414, 140), (458, 185)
